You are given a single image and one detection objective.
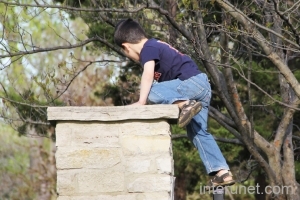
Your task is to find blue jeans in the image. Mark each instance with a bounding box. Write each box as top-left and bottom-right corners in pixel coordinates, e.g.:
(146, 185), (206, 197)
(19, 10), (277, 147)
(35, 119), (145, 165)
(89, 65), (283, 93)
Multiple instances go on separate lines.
(148, 73), (229, 174)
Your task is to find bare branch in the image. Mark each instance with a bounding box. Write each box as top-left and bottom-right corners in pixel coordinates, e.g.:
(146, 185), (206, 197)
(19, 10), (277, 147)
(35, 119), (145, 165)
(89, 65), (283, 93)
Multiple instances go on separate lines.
(215, 0), (300, 101)
(0, 96), (48, 108)
(281, 0), (300, 15)
(228, 58), (300, 111)
(0, 37), (99, 59)
(272, 0), (300, 46)
(217, 0), (300, 49)
(0, 1), (147, 13)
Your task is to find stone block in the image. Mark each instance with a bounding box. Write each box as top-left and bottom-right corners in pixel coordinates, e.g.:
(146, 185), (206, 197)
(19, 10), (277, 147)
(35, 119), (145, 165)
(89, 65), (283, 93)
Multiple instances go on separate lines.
(78, 170), (125, 194)
(55, 122), (120, 148)
(156, 155), (173, 175)
(119, 121), (171, 136)
(127, 174), (172, 192)
(137, 192), (171, 200)
(56, 170), (78, 195)
(57, 195), (137, 200)
(57, 169), (125, 195)
(124, 156), (156, 173)
(56, 147), (122, 169)
(57, 192), (170, 200)
(47, 105), (179, 121)
(120, 135), (171, 156)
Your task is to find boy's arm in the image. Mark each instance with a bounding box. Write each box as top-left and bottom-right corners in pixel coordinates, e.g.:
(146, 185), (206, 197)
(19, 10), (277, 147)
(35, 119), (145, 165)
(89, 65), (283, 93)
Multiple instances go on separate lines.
(131, 60), (155, 106)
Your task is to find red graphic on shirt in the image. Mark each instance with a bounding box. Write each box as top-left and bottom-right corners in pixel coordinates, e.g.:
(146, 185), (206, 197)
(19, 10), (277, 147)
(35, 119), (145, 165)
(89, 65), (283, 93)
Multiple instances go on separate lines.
(154, 71), (162, 81)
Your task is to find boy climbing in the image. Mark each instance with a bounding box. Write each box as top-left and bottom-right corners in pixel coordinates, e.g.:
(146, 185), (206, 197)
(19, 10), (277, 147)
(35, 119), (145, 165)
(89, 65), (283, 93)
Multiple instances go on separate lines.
(114, 18), (235, 188)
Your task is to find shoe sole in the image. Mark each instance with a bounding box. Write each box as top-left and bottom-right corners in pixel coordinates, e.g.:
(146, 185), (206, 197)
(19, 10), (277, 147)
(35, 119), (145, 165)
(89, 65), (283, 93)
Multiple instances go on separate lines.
(178, 102), (202, 128)
(204, 180), (236, 191)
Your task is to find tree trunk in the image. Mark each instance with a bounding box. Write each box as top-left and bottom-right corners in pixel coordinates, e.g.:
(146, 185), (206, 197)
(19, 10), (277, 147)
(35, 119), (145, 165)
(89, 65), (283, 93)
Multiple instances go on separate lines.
(174, 174), (187, 200)
(166, 0), (178, 46)
(255, 169), (269, 200)
(28, 127), (54, 200)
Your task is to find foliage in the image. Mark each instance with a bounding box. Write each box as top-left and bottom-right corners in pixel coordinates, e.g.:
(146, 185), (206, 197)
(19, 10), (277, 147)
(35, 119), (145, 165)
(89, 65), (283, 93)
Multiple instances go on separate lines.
(1, 0), (300, 199)
(0, 123), (57, 200)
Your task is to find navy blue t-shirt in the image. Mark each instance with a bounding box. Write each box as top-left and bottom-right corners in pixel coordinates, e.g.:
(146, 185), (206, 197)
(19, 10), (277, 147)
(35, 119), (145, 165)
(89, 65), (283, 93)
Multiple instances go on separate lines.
(140, 39), (201, 82)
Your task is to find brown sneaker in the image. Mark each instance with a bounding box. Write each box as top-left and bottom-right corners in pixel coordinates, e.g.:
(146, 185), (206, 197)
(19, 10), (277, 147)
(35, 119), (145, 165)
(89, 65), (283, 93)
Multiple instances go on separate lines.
(178, 100), (202, 128)
(205, 171), (235, 191)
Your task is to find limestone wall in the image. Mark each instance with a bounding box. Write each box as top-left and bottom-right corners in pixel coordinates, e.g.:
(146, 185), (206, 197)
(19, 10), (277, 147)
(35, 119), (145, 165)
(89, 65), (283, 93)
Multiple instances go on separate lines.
(47, 105), (179, 200)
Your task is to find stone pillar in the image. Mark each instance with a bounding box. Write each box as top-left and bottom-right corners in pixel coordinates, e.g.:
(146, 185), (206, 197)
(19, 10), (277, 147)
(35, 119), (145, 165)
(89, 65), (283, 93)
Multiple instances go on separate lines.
(47, 105), (179, 200)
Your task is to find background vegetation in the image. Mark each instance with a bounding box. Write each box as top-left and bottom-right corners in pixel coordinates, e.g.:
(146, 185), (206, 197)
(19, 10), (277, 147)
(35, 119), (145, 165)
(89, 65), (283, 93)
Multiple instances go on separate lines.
(0, 0), (300, 199)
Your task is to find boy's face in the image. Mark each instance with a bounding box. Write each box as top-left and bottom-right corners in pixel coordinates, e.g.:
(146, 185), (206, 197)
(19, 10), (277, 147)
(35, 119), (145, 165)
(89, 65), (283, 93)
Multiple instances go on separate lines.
(122, 43), (140, 62)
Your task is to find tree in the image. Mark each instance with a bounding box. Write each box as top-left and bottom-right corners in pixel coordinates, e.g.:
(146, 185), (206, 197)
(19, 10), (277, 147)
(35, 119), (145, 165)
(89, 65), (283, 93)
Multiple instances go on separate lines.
(0, 1), (118, 199)
(1, 0), (300, 199)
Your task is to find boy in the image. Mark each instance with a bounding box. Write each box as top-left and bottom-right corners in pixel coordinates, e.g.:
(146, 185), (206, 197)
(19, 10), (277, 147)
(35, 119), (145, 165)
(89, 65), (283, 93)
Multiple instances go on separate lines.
(114, 18), (235, 187)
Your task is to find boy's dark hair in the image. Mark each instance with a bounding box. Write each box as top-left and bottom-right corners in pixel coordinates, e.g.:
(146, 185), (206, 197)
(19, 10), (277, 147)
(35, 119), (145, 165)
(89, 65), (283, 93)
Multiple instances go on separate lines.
(114, 18), (147, 48)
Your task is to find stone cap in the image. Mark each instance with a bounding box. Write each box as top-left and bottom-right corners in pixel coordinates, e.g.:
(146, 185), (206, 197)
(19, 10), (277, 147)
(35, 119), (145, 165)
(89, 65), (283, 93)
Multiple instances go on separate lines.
(47, 105), (179, 123)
